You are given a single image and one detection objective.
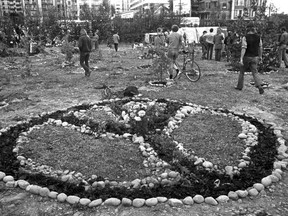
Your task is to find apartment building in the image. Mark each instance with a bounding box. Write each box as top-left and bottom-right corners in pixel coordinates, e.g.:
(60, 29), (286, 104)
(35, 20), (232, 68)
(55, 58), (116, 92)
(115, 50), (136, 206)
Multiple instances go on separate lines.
(196, 0), (267, 21)
(0, 0), (23, 15)
(129, 0), (169, 11)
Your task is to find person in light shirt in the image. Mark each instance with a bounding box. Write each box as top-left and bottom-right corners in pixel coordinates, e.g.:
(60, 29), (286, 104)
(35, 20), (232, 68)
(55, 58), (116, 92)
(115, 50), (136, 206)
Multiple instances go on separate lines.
(205, 28), (215, 60)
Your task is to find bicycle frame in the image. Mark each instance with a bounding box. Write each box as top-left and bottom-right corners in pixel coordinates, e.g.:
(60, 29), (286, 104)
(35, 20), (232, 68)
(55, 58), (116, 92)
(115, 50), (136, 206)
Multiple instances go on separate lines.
(174, 50), (194, 78)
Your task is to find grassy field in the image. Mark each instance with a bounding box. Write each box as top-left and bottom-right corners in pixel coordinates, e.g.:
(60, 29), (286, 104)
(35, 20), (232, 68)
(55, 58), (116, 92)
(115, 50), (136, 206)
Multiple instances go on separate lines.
(0, 44), (288, 216)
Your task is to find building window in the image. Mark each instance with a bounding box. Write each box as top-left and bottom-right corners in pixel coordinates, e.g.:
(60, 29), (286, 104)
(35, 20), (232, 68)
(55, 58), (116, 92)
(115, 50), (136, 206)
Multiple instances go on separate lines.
(222, 3), (227, 9)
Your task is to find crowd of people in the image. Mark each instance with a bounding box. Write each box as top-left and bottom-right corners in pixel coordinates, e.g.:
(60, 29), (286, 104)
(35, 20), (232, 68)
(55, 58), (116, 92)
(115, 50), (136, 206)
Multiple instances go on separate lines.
(2, 22), (287, 95)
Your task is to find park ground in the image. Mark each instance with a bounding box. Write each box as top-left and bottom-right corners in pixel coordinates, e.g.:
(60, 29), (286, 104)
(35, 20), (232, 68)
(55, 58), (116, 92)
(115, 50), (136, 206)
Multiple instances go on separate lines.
(0, 44), (288, 216)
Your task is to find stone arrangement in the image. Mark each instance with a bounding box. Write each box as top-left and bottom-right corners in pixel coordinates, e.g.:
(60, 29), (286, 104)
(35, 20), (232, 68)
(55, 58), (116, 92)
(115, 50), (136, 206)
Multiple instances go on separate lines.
(0, 97), (287, 208)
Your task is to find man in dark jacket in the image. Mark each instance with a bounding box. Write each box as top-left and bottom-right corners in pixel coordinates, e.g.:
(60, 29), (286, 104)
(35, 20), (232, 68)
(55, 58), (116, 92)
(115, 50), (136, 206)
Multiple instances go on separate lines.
(235, 22), (264, 94)
(78, 28), (92, 77)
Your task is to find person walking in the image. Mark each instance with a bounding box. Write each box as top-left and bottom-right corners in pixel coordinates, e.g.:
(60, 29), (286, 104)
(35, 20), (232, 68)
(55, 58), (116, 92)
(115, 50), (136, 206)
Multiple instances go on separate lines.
(112, 31), (120, 52)
(92, 29), (99, 51)
(166, 24), (184, 79)
(277, 27), (288, 68)
(213, 28), (224, 61)
(235, 22), (264, 94)
(206, 28), (215, 60)
(199, 31), (208, 59)
(78, 28), (92, 77)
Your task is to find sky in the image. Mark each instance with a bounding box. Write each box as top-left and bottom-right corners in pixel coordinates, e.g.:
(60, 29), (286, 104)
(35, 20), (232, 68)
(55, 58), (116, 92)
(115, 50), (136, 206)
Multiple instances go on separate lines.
(266, 0), (288, 14)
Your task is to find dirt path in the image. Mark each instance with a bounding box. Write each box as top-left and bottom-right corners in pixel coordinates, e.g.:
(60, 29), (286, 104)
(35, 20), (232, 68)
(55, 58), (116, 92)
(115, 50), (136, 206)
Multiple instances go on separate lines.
(0, 45), (288, 215)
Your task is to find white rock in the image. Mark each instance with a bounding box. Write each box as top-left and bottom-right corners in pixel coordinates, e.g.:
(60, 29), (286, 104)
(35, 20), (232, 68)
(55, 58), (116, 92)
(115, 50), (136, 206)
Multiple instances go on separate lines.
(3, 175), (14, 182)
(228, 191), (238, 200)
(62, 122), (69, 127)
(203, 161), (213, 168)
(121, 198), (132, 206)
(160, 173), (168, 179)
(216, 195), (229, 203)
(54, 120), (62, 126)
(273, 161), (287, 169)
(6, 181), (16, 187)
(96, 181), (105, 189)
(79, 198), (91, 206)
(248, 188), (259, 196)
(131, 179), (141, 188)
(132, 198), (145, 207)
(193, 195), (205, 204)
(225, 166), (233, 176)
(27, 185), (41, 195)
(272, 171), (282, 180)
(236, 190), (248, 198)
(157, 197), (168, 203)
(104, 198), (121, 206)
(122, 133), (132, 138)
(88, 199), (103, 207)
(261, 176), (272, 187)
(194, 158), (204, 165)
(168, 171), (178, 178)
(145, 198), (158, 206)
(48, 191), (58, 199)
(268, 174), (279, 183)
(17, 180), (29, 190)
(205, 197), (218, 206)
(253, 183), (265, 191)
(39, 187), (50, 197)
(183, 196), (194, 205)
(238, 133), (247, 139)
(238, 162), (247, 168)
(168, 198), (183, 207)
(66, 195), (80, 204)
(57, 193), (68, 202)
(274, 168), (283, 175)
(0, 171), (6, 180)
(17, 156), (26, 161)
(133, 136), (144, 144)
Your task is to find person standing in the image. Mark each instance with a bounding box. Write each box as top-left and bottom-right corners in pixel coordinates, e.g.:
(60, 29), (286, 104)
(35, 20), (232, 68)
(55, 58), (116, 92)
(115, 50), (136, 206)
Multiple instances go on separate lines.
(213, 28), (224, 61)
(206, 28), (215, 60)
(199, 31), (208, 59)
(277, 27), (288, 68)
(224, 31), (233, 62)
(235, 22), (264, 94)
(78, 28), (92, 77)
(154, 28), (165, 49)
(166, 24), (184, 79)
(112, 31), (120, 52)
(92, 29), (99, 51)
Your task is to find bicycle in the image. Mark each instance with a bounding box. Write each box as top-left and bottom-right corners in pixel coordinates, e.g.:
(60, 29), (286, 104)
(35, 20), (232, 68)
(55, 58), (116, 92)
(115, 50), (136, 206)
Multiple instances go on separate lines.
(171, 47), (201, 82)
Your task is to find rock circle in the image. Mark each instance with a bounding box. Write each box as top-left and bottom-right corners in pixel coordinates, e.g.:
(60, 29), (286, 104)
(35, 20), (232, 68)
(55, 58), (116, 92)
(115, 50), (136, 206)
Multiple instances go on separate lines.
(0, 97), (287, 208)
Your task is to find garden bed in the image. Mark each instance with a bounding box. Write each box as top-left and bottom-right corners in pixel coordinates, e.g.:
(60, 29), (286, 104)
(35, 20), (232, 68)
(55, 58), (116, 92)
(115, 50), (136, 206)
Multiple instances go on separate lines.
(0, 96), (285, 207)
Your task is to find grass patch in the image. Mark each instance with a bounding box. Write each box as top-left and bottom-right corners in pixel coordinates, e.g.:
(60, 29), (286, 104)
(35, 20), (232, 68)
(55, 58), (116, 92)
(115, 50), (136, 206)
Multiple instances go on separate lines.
(172, 112), (244, 168)
(20, 124), (147, 181)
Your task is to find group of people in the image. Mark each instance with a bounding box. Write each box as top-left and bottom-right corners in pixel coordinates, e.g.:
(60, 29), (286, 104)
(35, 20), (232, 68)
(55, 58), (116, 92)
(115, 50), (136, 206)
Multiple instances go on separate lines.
(78, 29), (120, 77)
(199, 28), (226, 61)
(80, 23), (288, 95)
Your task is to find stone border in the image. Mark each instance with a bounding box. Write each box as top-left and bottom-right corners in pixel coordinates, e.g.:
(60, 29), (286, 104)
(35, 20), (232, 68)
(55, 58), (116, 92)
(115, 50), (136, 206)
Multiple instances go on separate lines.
(0, 97), (287, 208)
(148, 80), (174, 87)
(225, 69), (278, 75)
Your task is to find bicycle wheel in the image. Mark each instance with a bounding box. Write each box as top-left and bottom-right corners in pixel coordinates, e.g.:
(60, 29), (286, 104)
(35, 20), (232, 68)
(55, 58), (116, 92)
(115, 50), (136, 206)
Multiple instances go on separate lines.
(184, 60), (201, 82)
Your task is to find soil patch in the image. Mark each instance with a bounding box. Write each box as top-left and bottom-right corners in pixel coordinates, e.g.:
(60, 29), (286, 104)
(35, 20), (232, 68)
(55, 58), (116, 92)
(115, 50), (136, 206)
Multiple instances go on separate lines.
(172, 112), (244, 169)
(20, 124), (147, 181)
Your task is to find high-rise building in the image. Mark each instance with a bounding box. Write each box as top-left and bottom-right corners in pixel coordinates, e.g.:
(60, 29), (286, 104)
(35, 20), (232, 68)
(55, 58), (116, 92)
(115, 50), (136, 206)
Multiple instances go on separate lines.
(129, 0), (169, 11)
(0, 0), (23, 16)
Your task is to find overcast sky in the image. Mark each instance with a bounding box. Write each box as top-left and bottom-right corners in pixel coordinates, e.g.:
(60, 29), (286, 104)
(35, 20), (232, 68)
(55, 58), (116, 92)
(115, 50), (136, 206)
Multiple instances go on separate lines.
(266, 0), (288, 14)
